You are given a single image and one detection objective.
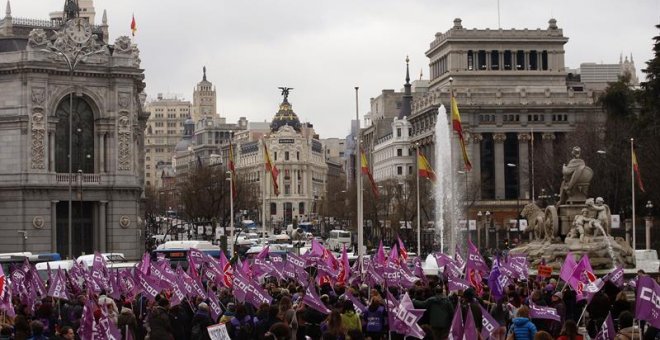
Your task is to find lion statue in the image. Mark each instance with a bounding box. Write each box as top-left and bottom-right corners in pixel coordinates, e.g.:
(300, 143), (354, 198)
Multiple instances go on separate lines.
(520, 203), (546, 241)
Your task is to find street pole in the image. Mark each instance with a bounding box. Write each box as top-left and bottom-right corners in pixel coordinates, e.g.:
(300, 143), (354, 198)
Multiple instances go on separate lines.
(631, 138), (636, 251)
(415, 144), (421, 255)
(227, 171), (234, 256)
(355, 87), (364, 257)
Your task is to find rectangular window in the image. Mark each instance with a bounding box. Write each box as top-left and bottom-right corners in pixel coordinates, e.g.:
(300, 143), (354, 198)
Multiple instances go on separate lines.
(516, 50), (525, 70)
(285, 152), (289, 161)
(397, 128), (402, 137)
(274, 152), (277, 161)
(397, 149), (403, 157)
(397, 166), (403, 175)
(504, 50), (512, 70)
(491, 50), (499, 70)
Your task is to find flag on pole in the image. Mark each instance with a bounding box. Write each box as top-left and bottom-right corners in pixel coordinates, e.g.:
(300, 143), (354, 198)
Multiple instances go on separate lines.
(632, 148), (645, 192)
(417, 152), (436, 182)
(450, 94), (472, 171)
(229, 141), (237, 199)
(594, 312), (616, 340)
(130, 14), (137, 37)
(263, 141), (279, 196)
(360, 148), (379, 198)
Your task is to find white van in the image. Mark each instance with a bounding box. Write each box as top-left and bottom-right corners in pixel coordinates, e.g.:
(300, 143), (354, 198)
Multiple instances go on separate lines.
(35, 260), (75, 281)
(76, 253), (126, 267)
(325, 229), (352, 251)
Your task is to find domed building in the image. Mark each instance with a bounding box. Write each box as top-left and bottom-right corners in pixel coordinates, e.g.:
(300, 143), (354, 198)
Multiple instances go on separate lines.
(235, 90), (328, 229)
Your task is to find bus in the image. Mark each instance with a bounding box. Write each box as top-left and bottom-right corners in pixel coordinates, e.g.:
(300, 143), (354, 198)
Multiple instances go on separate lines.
(152, 240), (222, 268)
(325, 229), (352, 251)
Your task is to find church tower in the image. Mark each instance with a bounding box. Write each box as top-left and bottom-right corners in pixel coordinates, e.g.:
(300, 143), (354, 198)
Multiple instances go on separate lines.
(192, 66), (217, 122)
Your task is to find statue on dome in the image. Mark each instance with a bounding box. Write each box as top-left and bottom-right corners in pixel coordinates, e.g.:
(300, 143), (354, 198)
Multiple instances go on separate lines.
(278, 87), (293, 101)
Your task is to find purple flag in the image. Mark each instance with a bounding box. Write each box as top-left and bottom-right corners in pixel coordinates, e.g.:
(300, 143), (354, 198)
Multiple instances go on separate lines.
(176, 267), (195, 298)
(188, 248), (207, 269)
(448, 302), (464, 339)
(464, 302), (479, 340)
(96, 303), (122, 340)
(447, 275), (471, 292)
(480, 304), (501, 340)
(604, 266), (625, 288)
(635, 276), (660, 328)
(594, 312), (616, 340)
(232, 273), (272, 309)
(138, 251), (150, 275)
(412, 257), (428, 285)
(287, 252), (307, 269)
(488, 257), (507, 301)
(434, 252), (453, 267)
(207, 287), (223, 321)
(444, 261), (463, 279)
(77, 300), (95, 340)
(559, 251), (577, 283)
(466, 239), (490, 274)
(454, 246), (466, 269)
(345, 291), (366, 314)
(303, 284), (330, 314)
(168, 278), (186, 307)
(529, 302), (561, 321)
(390, 293), (425, 339)
(137, 272), (161, 301)
(47, 269), (69, 300)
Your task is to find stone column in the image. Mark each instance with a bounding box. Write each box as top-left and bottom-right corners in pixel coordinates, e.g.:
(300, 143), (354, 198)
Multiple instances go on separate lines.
(542, 132), (555, 159)
(493, 133), (507, 199)
(524, 51), (530, 70)
(99, 133), (105, 173)
(486, 51), (491, 70)
(471, 134), (483, 200)
(50, 200), (58, 252)
(518, 133), (531, 199)
(99, 201), (107, 252)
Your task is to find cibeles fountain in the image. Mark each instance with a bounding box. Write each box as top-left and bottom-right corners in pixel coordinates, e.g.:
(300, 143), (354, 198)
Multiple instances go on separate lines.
(510, 146), (636, 270)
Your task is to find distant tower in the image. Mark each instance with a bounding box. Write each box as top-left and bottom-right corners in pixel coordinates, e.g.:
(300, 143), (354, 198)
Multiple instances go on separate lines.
(398, 56), (413, 119)
(621, 53), (639, 85)
(51, 0), (96, 24)
(192, 66), (217, 122)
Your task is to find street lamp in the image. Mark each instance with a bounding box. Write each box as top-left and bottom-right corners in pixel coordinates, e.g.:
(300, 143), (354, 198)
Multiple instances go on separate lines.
(645, 200), (653, 250)
(507, 163), (519, 244)
(226, 171), (234, 256)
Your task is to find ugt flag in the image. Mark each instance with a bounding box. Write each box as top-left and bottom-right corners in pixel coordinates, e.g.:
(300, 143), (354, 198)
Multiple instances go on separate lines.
(635, 276), (660, 328)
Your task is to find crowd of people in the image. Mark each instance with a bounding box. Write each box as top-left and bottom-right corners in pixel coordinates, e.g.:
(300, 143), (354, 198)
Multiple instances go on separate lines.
(0, 269), (658, 339)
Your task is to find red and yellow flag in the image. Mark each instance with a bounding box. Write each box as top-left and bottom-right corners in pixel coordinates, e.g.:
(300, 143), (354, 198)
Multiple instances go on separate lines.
(228, 141), (237, 199)
(130, 14), (137, 37)
(263, 142), (279, 196)
(451, 95), (472, 172)
(360, 149), (379, 199)
(632, 149), (645, 192)
(417, 152), (436, 182)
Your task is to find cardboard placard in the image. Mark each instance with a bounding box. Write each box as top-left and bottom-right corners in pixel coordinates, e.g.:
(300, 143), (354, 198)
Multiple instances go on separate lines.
(207, 323), (230, 340)
(537, 265), (552, 278)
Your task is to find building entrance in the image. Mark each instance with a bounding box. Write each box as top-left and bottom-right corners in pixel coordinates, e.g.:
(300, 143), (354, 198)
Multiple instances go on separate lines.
(56, 201), (94, 257)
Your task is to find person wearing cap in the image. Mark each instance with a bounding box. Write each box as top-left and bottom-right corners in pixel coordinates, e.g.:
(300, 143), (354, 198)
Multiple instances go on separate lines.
(548, 291), (566, 337)
(190, 302), (213, 340)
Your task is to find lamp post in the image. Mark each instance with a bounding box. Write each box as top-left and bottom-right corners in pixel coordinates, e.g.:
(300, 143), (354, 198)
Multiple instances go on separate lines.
(226, 171), (234, 256)
(506, 163), (519, 244)
(645, 200), (653, 250)
(457, 170), (469, 241)
(485, 210), (491, 249)
(477, 211), (483, 249)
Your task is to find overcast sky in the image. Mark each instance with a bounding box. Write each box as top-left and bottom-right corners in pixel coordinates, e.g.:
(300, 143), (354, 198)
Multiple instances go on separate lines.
(10, 0), (660, 138)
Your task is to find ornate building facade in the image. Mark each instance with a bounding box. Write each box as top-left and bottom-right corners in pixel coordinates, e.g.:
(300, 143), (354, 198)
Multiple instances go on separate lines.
(0, 2), (147, 258)
(406, 18), (602, 245)
(235, 93), (328, 228)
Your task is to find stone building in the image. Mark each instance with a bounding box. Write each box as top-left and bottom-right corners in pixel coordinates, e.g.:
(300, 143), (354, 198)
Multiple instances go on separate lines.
(406, 18), (601, 245)
(143, 94), (191, 188)
(0, 2), (147, 258)
(235, 93), (328, 228)
(191, 67), (217, 123)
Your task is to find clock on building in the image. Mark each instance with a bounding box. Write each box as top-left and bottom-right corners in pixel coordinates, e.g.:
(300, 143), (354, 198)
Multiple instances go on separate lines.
(64, 18), (92, 44)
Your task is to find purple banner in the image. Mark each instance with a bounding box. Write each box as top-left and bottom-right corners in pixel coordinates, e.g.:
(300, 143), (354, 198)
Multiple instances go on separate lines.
(444, 261), (463, 279)
(594, 312), (615, 340)
(448, 302), (464, 339)
(529, 302), (561, 321)
(604, 266), (625, 288)
(389, 293), (425, 339)
(345, 291), (366, 314)
(47, 270), (69, 300)
(137, 272), (161, 301)
(635, 276), (660, 328)
(480, 304), (501, 340)
(464, 302), (479, 340)
(303, 284), (330, 314)
(448, 276), (471, 292)
(207, 287), (223, 321)
(232, 273), (272, 309)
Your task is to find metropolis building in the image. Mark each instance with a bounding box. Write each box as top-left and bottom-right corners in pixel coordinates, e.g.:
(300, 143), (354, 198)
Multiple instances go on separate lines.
(0, 2), (147, 258)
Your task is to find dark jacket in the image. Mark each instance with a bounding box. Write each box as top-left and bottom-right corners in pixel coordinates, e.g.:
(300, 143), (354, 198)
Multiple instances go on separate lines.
(413, 294), (454, 329)
(190, 310), (214, 340)
(147, 306), (174, 340)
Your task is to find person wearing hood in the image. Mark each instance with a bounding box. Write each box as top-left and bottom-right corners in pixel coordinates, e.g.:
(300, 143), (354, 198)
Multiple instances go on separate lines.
(615, 311), (641, 340)
(117, 304), (137, 340)
(507, 305), (537, 340)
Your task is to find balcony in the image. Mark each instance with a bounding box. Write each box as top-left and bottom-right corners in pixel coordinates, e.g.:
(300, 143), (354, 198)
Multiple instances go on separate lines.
(56, 173), (102, 184)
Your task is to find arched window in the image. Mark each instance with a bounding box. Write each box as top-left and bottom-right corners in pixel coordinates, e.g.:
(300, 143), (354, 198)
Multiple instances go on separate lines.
(55, 96), (95, 173)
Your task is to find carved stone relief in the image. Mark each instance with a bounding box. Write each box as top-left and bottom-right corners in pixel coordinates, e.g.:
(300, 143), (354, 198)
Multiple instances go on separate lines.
(31, 108), (46, 169)
(118, 92), (130, 109)
(117, 111), (132, 171)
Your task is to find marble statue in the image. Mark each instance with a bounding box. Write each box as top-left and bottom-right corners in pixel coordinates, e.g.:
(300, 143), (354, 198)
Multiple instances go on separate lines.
(559, 146), (593, 204)
(521, 203), (552, 242)
(587, 197), (612, 235)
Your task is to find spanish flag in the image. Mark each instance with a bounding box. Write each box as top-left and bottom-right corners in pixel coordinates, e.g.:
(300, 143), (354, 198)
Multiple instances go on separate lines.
(130, 14), (137, 37)
(263, 142), (279, 196)
(360, 149), (379, 199)
(451, 95), (472, 172)
(418, 152), (436, 182)
(228, 141), (237, 199)
(632, 149), (645, 192)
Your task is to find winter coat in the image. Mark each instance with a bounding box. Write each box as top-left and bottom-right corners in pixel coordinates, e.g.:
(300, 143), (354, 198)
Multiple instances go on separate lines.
(190, 310), (213, 340)
(341, 311), (361, 333)
(413, 294), (454, 329)
(147, 306), (174, 340)
(508, 317), (537, 340)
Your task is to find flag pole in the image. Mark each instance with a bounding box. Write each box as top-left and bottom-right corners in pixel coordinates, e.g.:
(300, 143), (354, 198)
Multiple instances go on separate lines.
(416, 145), (421, 256)
(531, 127), (535, 201)
(262, 140), (267, 244)
(631, 138), (636, 251)
(355, 87), (364, 257)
